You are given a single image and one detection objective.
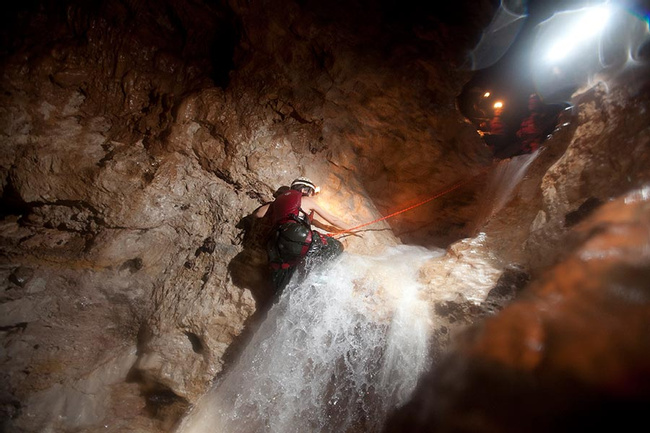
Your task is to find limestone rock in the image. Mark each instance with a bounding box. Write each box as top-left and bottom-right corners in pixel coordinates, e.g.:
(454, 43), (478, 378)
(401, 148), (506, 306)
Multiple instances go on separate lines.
(385, 185), (650, 433)
(2, 1), (649, 432)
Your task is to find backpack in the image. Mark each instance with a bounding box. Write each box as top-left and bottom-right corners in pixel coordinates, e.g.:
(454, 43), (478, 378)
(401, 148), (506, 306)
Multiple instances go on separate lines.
(267, 220), (313, 266)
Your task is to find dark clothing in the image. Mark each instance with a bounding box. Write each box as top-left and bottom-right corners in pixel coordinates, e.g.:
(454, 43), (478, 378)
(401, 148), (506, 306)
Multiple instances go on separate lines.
(268, 230), (343, 291)
(264, 191), (344, 292)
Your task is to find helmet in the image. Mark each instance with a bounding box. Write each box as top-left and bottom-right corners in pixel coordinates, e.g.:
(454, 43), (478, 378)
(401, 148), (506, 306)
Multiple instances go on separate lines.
(528, 93), (542, 110)
(291, 177), (317, 195)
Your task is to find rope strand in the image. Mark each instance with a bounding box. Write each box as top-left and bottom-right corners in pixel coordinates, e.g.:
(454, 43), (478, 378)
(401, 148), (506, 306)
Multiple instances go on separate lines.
(333, 166), (492, 239)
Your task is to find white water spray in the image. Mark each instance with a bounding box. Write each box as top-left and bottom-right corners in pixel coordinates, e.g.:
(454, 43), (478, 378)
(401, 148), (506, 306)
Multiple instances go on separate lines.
(473, 152), (539, 230)
(176, 245), (444, 433)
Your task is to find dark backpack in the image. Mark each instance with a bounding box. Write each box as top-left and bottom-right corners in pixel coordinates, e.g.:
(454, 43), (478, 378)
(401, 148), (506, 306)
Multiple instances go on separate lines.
(268, 220), (313, 265)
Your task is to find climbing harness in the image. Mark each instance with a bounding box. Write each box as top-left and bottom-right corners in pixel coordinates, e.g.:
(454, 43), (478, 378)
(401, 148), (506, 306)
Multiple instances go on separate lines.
(333, 165), (493, 239)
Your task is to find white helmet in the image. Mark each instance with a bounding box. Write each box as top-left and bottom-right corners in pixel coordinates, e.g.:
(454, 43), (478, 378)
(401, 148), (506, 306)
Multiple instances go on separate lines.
(291, 177), (317, 195)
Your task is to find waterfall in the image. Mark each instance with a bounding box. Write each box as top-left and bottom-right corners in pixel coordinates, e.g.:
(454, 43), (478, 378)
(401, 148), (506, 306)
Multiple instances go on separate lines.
(176, 245), (444, 433)
(472, 151), (539, 230)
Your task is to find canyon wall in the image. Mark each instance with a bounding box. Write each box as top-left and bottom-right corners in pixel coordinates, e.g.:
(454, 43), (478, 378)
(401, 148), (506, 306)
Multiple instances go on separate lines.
(1, 1), (648, 432)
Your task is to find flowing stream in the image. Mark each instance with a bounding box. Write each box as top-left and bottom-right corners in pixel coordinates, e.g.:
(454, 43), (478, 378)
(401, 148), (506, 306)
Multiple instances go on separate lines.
(176, 245), (444, 433)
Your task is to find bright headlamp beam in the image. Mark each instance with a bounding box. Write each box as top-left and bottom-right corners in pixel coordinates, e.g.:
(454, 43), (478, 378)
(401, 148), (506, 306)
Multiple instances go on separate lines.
(544, 5), (611, 63)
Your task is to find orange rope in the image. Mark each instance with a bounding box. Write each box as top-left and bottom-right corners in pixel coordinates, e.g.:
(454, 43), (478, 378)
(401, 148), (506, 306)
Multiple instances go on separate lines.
(333, 166), (491, 239)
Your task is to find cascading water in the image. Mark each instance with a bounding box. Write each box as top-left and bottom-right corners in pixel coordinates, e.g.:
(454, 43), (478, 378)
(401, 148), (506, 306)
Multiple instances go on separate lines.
(176, 245), (444, 433)
(472, 151), (539, 230)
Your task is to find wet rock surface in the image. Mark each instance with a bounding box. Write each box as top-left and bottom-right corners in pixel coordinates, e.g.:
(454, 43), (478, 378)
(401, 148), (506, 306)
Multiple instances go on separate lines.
(384, 187), (650, 433)
(1, 0), (649, 432)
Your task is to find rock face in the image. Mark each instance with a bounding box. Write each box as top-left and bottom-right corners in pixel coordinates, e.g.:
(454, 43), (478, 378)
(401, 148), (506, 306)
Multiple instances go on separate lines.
(1, 0), (649, 432)
(384, 185), (650, 433)
(384, 72), (650, 432)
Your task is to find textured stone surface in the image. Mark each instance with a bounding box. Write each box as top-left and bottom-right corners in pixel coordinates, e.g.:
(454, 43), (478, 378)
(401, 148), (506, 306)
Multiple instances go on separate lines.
(1, 0), (649, 432)
(383, 59), (650, 433)
(384, 186), (650, 433)
(2, 1), (488, 430)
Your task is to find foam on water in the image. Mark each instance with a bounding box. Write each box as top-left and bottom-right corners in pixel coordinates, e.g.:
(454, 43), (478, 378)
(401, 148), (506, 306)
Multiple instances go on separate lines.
(177, 244), (444, 433)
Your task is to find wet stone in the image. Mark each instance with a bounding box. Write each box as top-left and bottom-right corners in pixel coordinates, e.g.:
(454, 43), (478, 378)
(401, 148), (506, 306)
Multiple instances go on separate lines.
(9, 267), (34, 288)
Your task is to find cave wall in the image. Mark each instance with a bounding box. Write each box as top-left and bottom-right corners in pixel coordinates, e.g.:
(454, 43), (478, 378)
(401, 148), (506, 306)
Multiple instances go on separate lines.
(1, 0), (495, 431)
(2, 0), (648, 432)
(386, 182), (650, 433)
(384, 59), (650, 432)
